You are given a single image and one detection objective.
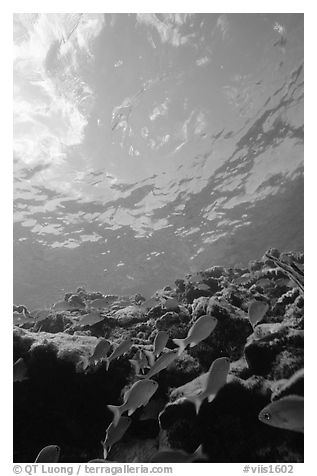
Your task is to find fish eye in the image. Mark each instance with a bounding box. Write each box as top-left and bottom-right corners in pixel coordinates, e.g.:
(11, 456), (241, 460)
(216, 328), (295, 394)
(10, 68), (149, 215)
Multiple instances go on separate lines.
(263, 412), (271, 421)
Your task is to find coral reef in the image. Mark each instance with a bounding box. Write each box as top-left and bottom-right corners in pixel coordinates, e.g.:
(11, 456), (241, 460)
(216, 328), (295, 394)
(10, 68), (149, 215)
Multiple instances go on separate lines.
(13, 248), (304, 463)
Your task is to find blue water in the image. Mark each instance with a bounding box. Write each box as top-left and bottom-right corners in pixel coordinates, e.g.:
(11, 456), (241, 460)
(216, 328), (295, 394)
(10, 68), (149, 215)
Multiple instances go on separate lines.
(13, 14), (303, 309)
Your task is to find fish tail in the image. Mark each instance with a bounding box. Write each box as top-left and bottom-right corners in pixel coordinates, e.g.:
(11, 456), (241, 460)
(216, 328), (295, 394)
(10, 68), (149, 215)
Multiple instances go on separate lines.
(191, 444), (207, 461)
(81, 356), (90, 371)
(101, 441), (108, 460)
(207, 394), (216, 403)
(172, 338), (187, 356)
(187, 395), (203, 414)
(107, 404), (122, 427)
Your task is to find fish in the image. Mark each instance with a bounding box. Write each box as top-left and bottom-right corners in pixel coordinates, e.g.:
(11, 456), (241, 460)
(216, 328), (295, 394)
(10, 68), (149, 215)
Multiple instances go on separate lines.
(30, 309), (51, 320)
(105, 338), (133, 371)
(161, 297), (180, 311)
(173, 314), (218, 355)
(248, 300), (269, 328)
(129, 349), (149, 375)
(82, 338), (111, 369)
(79, 311), (105, 327)
(153, 331), (169, 358)
(258, 395), (304, 433)
(51, 300), (74, 312)
(101, 416), (132, 459)
(142, 297), (160, 310)
(189, 272), (204, 284)
(91, 338), (111, 362)
(13, 358), (28, 383)
(253, 323), (285, 341)
(34, 445), (61, 463)
(150, 444), (207, 463)
(188, 357), (230, 413)
(87, 298), (111, 310)
(107, 379), (158, 426)
(138, 350), (179, 379)
(196, 283), (211, 291)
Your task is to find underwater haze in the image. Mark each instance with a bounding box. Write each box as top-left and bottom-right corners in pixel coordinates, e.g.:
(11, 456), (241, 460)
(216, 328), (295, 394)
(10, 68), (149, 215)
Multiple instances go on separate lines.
(13, 13), (304, 309)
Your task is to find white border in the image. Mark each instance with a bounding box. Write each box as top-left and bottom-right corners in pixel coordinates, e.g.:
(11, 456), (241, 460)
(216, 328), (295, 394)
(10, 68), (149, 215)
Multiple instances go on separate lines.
(3, 3), (313, 474)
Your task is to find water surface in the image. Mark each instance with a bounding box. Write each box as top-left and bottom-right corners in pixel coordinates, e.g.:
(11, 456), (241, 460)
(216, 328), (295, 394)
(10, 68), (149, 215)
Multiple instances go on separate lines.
(13, 13), (304, 308)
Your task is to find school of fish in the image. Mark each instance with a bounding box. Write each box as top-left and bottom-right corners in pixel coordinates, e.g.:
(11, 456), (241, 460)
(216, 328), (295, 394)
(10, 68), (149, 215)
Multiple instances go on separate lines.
(13, 258), (304, 463)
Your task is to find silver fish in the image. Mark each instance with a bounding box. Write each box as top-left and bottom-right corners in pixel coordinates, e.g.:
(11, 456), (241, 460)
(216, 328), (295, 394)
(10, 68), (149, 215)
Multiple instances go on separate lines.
(51, 300), (74, 312)
(258, 395), (304, 433)
(82, 338), (111, 369)
(188, 357), (230, 413)
(13, 358), (28, 383)
(129, 349), (149, 375)
(107, 379), (158, 426)
(153, 331), (169, 358)
(35, 445), (60, 463)
(87, 298), (111, 310)
(253, 323), (284, 341)
(142, 297), (160, 310)
(173, 314), (218, 355)
(105, 338), (133, 371)
(248, 300), (268, 328)
(101, 416), (132, 458)
(138, 350), (178, 379)
(161, 297), (180, 311)
(79, 311), (104, 327)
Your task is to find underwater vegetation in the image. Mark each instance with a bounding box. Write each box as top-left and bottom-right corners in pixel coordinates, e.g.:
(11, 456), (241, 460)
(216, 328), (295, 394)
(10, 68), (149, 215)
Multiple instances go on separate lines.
(13, 248), (304, 463)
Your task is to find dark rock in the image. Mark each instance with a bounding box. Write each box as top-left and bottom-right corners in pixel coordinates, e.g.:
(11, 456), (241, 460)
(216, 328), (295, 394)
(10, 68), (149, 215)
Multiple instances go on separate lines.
(114, 306), (147, 327)
(204, 266), (225, 279)
(175, 279), (185, 293)
(184, 286), (214, 304)
(159, 398), (201, 453)
(33, 313), (74, 334)
(13, 328), (132, 463)
(155, 312), (187, 331)
(197, 377), (303, 462)
(189, 297), (252, 365)
(244, 328), (304, 379)
(271, 368), (304, 401)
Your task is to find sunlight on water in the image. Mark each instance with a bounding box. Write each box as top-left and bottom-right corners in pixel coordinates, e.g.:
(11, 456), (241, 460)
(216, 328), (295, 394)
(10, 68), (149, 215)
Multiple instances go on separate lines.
(13, 13), (303, 308)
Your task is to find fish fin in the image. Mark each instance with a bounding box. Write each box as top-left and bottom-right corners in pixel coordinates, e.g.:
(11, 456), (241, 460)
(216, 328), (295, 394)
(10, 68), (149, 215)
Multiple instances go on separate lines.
(185, 395), (203, 414)
(105, 359), (110, 371)
(191, 444), (208, 461)
(101, 442), (108, 460)
(107, 405), (122, 427)
(207, 394), (216, 403)
(172, 338), (187, 355)
(189, 341), (196, 348)
(127, 407), (136, 416)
